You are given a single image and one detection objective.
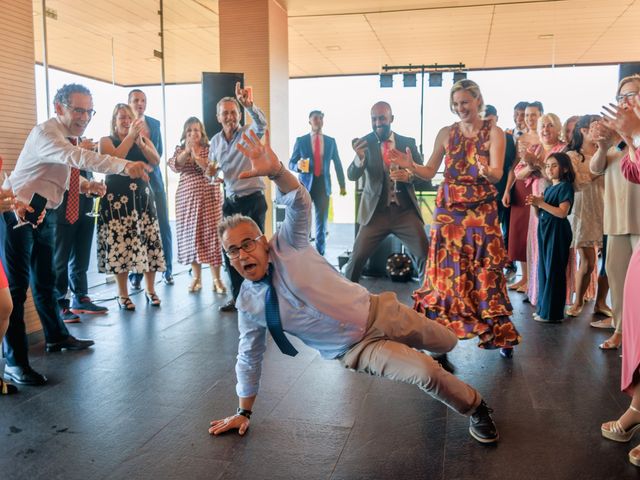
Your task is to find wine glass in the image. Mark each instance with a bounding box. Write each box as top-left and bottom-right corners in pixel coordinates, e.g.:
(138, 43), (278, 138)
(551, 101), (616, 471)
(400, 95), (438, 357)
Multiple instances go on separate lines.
(86, 180), (104, 218)
(389, 162), (401, 192)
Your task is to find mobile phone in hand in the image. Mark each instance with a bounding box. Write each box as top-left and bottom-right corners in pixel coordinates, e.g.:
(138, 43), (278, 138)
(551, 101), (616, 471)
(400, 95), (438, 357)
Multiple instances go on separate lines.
(24, 193), (47, 225)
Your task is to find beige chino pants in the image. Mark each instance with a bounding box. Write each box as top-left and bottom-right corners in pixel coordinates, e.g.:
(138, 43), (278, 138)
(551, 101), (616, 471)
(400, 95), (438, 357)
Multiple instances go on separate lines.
(340, 292), (481, 415)
(606, 234), (640, 334)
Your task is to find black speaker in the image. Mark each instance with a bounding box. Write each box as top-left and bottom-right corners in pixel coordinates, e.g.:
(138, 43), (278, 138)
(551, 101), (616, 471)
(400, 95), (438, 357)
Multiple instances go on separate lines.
(619, 63), (640, 81)
(202, 72), (244, 139)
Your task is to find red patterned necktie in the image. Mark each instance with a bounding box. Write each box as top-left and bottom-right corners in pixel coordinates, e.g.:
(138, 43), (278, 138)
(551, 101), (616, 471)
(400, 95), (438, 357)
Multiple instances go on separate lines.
(382, 140), (391, 166)
(313, 134), (322, 177)
(65, 137), (80, 224)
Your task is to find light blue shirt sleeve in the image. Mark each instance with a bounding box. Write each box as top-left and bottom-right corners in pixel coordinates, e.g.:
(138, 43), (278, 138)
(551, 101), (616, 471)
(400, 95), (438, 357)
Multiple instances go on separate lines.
(275, 185), (312, 250)
(235, 306), (268, 398)
(246, 105), (267, 138)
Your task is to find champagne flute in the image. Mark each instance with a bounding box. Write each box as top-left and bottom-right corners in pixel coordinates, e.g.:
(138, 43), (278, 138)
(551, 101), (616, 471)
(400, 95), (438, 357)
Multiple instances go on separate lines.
(389, 162), (400, 192)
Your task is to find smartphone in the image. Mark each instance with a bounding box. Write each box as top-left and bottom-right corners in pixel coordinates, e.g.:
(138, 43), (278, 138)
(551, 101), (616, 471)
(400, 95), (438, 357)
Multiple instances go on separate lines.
(24, 193), (47, 225)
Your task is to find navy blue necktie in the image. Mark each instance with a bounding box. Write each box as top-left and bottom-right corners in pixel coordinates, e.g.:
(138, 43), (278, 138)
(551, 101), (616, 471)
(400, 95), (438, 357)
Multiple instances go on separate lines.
(259, 264), (298, 357)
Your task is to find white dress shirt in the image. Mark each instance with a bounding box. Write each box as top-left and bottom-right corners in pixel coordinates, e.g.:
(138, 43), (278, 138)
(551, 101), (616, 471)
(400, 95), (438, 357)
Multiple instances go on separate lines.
(235, 185), (370, 398)
(4, 117), (128, 208)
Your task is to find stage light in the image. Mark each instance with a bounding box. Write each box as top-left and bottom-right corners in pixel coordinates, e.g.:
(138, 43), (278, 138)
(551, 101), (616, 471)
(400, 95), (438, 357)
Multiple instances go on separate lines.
(428, 72), (442, 87)
(403, 73), (416, 87)
(453, 72), (467, 83)
(380, 73), (393, 88)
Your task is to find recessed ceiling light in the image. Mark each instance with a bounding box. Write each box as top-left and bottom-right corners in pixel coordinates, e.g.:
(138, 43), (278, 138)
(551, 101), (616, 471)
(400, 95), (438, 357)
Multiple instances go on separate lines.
(326, 45), (341, 51)
(538, 34), (554, 40)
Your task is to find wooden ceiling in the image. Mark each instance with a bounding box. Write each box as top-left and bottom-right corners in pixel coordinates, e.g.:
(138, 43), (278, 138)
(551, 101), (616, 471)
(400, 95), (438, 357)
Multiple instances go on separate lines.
(32, 0), (640, 86)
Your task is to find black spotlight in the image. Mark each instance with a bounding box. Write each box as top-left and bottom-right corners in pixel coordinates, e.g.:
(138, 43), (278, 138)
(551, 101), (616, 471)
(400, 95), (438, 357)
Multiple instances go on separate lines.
(380, 73), (393, 88)
(429, 72), (442, 87)
(403, 73), (416, 87)
(453, 71), (467, 83)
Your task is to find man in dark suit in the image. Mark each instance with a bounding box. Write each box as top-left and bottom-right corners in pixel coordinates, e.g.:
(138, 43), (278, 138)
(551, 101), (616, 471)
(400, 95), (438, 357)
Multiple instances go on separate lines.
(53, 138), (107, 323)
(128, 89), (174, 287)
(344, 101), (428, 283)
(288, 110), (346, 255)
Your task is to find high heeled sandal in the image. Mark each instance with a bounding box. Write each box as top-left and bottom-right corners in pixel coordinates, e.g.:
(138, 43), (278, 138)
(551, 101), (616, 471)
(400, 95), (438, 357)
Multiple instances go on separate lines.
(602, 406), (640, 442)
(630, 444), (640, 467)
(516, 284), (528, 293)
(0, 378), (18, 395)
(599, 338), (621, 350)
(188, 278), (202, 293)
(566, 304), (584, 317)
(594, 305), (614, 317)
(145, 291), (161, 307)
(213, 278), (227, 294)
(117, 296), (136, 311)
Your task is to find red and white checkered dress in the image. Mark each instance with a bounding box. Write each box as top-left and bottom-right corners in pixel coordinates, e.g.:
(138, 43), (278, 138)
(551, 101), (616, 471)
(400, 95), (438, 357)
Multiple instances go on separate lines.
(169, 145), (222, 267)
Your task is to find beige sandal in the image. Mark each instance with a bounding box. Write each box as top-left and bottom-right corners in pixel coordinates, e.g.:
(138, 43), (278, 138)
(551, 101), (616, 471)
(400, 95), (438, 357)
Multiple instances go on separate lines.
(630, 444), (640, 467)
(602, 405), (640, 442)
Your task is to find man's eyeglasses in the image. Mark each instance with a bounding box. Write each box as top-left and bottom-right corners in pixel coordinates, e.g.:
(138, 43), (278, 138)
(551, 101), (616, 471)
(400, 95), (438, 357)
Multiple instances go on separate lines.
(616, 92), (638, 103)
(64, 104), (96, 117)
(225, 235), (263, 259)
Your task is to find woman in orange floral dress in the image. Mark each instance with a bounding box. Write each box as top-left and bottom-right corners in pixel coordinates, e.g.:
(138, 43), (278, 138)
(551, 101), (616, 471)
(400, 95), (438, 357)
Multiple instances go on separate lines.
(391, 79), (521, 358)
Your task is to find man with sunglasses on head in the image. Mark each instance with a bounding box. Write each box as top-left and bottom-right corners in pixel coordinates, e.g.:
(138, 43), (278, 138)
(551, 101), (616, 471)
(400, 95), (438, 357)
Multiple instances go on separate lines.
(208, 129), (500, 445)
(1, 83), (152, 386)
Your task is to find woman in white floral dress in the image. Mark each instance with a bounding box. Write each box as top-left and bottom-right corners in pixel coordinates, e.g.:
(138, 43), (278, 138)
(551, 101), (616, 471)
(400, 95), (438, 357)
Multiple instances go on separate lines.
(97, 104), (166, 310)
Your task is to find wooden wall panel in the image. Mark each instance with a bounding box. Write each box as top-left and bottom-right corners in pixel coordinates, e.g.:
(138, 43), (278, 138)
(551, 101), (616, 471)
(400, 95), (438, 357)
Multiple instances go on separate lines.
(0, 0), (41, 334)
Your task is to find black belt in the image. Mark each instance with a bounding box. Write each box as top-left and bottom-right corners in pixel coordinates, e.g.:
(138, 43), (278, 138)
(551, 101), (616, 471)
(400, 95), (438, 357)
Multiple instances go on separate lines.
(226, 191), (264, 204)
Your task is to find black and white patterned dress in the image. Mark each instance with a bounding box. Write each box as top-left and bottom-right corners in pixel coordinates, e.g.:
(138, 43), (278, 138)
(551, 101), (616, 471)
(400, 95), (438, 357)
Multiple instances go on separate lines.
(97, 136), (166, 274)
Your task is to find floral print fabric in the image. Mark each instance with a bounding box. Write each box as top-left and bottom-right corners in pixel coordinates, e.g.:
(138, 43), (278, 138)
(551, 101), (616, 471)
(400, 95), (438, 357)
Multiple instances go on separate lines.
(96, 139), (166, 274)
(413, 121), (521, 349)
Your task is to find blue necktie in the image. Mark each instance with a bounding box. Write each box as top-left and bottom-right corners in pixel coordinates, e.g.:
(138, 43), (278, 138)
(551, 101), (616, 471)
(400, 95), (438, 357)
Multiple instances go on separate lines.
(260, 264), (298, 357)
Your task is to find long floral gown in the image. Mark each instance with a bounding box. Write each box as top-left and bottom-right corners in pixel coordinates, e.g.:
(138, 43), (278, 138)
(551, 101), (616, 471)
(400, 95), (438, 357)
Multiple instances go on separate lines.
(413, 121), (521, 349)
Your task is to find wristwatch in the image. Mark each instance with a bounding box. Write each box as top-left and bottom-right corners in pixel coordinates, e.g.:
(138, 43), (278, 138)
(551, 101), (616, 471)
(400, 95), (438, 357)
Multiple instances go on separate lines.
(236, 407), (252, 419)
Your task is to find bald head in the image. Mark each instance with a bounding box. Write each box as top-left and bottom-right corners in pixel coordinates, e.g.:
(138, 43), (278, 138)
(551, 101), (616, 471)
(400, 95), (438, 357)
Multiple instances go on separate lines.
(370, 101), (393, 140)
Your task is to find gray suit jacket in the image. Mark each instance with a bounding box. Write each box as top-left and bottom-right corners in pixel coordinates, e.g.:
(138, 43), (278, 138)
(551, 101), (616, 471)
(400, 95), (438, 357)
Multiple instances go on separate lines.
(347, 132), (425, 226)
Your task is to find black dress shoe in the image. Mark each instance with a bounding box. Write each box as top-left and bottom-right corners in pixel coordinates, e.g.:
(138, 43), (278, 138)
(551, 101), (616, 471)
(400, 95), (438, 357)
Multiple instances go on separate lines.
(431, 353), (455, 374)
(129, 277), (142, 290)
(469, 400), (499, 443)
(46, 335), (95, 353)
(4, 365), (47, 386)
(163, 274), (174, 285)
(219, 299), (237, 312)
(499, 348), (513, 359)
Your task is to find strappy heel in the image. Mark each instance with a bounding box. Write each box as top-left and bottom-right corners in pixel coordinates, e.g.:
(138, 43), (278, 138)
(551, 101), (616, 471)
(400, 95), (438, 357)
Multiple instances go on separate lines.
(213, 278), (227, 294)
(0, 378), (18, 395)
(630, 444), (640, 466)
(145, 291), (161, 307)
(188, 278), (202, 293)
(602, 405), (640, 442)
(117, 296), (136, 311)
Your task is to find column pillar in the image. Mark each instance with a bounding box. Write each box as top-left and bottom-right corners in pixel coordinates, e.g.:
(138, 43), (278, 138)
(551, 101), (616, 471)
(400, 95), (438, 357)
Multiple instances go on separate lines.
(219, 0), (289, 237)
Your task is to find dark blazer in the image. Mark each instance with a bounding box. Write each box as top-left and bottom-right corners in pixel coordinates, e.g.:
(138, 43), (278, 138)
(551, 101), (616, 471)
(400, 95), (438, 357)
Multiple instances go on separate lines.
(495, 132), (516, 198)
(347, 132), (424, 226)
(145, 115), (165, 193)
(288, 134), (345, 195)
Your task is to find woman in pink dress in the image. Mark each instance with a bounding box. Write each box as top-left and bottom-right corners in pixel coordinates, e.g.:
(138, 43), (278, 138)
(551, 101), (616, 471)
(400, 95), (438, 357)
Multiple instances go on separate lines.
(599, 88), (640, 467)
(516, 113), (567, 306)
(169, 117), (225, 294)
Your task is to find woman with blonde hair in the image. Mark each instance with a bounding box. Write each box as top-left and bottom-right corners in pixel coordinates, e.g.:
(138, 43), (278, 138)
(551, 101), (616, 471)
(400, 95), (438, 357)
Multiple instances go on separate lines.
(97, 104), (165, 310)
(169, 117), (225, 294)
(391, 79), (520, 358)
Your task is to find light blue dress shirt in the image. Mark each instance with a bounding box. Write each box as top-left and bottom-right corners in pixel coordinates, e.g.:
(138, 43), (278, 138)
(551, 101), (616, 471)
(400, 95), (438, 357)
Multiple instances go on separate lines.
(208, 105), (267, 198)
(235, 185), (370, 398)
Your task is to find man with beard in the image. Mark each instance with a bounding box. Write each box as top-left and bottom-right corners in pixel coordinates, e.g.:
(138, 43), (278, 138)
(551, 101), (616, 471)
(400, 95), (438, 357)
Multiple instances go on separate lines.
(344, 101), (428, 283)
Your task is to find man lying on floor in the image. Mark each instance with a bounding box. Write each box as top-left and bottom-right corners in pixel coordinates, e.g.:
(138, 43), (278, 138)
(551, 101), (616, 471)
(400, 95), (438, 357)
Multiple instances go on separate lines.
(208, 130), (499, 444)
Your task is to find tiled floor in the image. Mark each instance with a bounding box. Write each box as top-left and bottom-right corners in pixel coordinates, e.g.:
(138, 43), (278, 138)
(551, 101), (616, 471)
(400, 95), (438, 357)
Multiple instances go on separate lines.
(0, 224), (636, 479)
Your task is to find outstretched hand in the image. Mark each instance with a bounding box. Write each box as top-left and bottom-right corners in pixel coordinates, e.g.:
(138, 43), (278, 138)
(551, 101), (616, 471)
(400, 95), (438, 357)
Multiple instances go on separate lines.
(236, 129), (280, 179)
(387, 147), (413, 168)
(209, 414), (250, 436)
